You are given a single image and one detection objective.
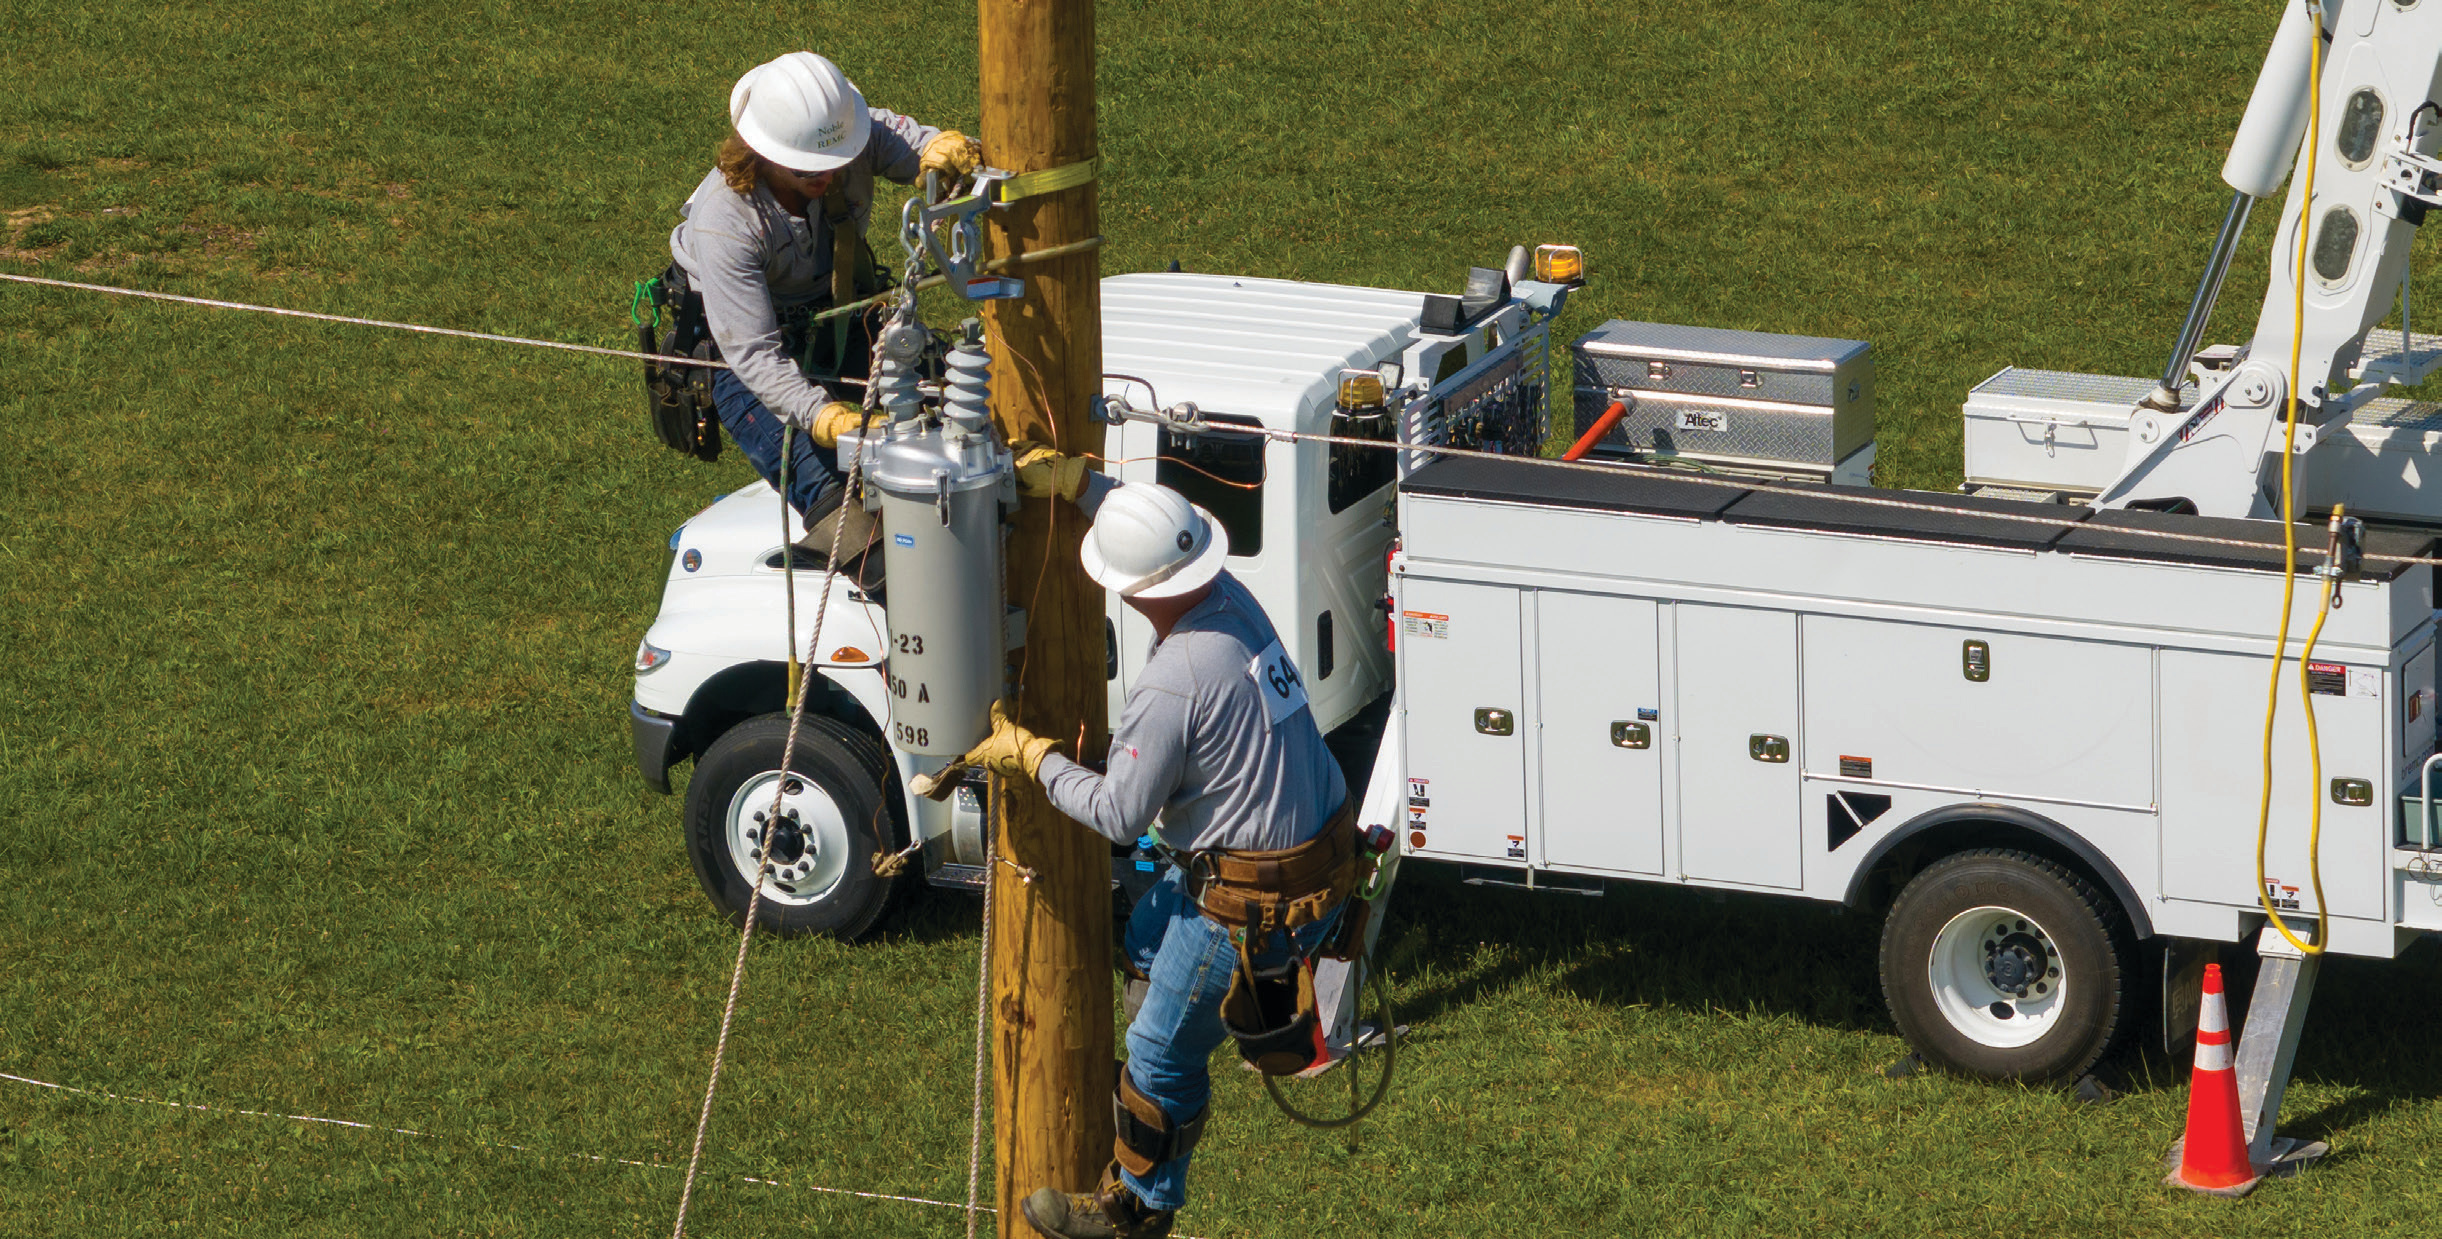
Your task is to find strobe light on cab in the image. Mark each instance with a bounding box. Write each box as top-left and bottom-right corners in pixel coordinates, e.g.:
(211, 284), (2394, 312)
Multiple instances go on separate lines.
(1533, 244), (1585, 286)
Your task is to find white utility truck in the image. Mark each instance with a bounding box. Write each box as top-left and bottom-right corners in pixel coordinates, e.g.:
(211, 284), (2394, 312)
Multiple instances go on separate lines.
(634, 2), (2442, 1152)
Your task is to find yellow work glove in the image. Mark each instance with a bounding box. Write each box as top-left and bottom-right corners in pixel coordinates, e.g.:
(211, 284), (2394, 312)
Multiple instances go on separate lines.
(806, 401), (881, 450)
(909, 702), (1059, 801)
(1012, 440), (1090, 502)
(920, 130), (985, 179)
(971, 701), (1057, 779)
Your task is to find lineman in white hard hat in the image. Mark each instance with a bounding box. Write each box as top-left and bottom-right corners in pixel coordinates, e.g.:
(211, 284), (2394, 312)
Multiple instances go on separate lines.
(920, 466), (1355, 1239)
(654, 51), (984, 554)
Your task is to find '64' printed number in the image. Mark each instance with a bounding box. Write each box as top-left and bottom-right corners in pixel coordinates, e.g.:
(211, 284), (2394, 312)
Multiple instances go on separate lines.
(1247, 640), (1311, 728)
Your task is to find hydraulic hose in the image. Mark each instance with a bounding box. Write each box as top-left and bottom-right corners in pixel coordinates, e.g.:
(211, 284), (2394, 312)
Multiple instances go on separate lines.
(1561, 400), (1627, 461)
(2256, 0), (2331, 957)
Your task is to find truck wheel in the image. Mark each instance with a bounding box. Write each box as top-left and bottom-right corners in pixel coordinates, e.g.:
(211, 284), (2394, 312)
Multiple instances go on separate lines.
(684, 712), (896, 939)
(1878, 848), (2127, 1084)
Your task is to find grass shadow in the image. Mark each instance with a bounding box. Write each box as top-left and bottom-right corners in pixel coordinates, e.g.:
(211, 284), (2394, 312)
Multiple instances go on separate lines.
(1376, 862), (1887, 1036)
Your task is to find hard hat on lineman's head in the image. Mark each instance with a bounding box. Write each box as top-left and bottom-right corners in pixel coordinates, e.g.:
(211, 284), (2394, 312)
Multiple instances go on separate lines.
(1080, 484), (1230, 599)
(729, 52), (871, 172)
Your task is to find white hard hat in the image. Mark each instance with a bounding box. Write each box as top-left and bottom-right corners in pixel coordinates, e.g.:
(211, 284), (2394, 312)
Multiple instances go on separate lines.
(729, 52), (871, 173)
(1079, 484), (1230, 599)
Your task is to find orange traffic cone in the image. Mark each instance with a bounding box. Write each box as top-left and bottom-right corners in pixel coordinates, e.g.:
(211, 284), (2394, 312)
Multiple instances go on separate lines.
(2166, 962), (2260, 1196)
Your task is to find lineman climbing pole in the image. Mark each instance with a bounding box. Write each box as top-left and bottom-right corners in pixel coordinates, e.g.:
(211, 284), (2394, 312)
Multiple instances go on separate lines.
(980, 0), (1114, 1233)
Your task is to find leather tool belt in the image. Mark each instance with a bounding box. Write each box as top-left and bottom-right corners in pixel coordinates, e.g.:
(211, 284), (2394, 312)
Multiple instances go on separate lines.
(1185, 801), (1365, 1076)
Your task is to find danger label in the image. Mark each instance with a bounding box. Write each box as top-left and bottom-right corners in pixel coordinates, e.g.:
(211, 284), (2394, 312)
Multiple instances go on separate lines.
(1839, 755), (1873, 779)
(2307, 662), (2347, 697)
(1400, 611), (1449, 640)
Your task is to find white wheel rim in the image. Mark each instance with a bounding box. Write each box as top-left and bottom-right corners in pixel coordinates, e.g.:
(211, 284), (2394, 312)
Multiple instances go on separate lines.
(1926, 904), (2068, 1049)
(722, 768), (853, 907)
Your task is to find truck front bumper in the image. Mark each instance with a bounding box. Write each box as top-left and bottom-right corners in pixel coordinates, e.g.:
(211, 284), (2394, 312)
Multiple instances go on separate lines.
(631, 700), (682, 794)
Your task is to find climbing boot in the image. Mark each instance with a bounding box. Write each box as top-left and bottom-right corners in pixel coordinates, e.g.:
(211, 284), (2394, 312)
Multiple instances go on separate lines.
(1020, 1165), (1174, 1239)
(793, 499), (881, 573)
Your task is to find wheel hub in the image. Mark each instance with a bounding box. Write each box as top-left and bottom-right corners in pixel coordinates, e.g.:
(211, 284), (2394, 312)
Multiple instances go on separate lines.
(1980, 921), (2057, 1000)
(1927, 905), (2069, 1050)
(725, 770), (851, 906)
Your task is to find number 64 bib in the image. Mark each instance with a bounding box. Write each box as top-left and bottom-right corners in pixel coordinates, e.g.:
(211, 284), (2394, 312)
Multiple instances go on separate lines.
(1247, 640), (1311, 728)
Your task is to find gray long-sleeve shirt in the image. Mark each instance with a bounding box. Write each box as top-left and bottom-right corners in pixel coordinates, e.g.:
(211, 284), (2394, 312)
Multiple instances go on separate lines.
(667, 108), (939, 429)
(1040, 570), (1348, 855)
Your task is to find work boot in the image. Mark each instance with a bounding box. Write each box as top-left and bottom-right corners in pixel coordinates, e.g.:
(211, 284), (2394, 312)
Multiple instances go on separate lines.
(793, 500), (881, 574)
(1020, 1168), (1174, 1239)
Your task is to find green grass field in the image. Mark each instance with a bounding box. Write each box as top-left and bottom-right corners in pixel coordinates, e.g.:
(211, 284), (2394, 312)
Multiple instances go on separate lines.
(11, 0), (2442, 1234)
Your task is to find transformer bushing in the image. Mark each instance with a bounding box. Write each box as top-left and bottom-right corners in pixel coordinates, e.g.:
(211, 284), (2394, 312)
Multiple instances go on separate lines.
(942, 318), (991, 435)
(863, 320), (1015, 757)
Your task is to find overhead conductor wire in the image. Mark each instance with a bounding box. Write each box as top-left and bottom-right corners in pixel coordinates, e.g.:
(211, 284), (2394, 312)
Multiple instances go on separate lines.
(2260, 0), (2332, 958)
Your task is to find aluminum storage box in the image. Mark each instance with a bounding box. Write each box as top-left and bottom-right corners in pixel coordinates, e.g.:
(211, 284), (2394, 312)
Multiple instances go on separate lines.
(1961, 368), (2194, 495)
(1570, 320), (1873, 478)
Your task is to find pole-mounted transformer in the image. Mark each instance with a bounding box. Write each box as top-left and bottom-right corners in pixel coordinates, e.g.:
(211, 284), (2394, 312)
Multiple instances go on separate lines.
(848, 318), (1018, 757)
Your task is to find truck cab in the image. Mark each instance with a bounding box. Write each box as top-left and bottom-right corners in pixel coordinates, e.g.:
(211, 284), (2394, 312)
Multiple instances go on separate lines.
(629, 265), (1563, 936)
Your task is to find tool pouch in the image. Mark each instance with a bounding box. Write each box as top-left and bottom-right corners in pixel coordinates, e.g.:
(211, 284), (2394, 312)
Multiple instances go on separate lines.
(643, 265), (721, 461)
(1219, 949), (1326, 1077)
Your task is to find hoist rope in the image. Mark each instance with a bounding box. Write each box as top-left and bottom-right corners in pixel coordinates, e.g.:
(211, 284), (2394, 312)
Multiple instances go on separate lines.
(0, 271), (733, 369)
(12, 266), (2442, 570)
(963, 817), (997, 1239)
(0, 1068), (1214, 1238)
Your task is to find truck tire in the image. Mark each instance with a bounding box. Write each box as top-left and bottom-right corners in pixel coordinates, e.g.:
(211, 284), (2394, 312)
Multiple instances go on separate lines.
(1878, 848), (2127, 1083)
(684, 711), (897, 939)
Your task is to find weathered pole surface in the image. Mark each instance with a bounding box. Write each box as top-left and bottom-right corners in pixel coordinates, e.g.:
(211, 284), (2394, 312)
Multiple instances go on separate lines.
(978, 0), (1111, 1234)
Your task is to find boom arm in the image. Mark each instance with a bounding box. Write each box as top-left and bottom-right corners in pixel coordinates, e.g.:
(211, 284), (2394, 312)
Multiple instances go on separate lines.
(2100, 0), (2442, 519)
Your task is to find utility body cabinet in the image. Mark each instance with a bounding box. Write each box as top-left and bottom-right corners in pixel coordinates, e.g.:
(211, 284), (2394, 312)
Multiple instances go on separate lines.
(1392, 456), (2442, 959)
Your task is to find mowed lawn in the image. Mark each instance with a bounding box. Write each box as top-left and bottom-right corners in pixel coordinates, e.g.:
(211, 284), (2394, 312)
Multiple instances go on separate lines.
(10, 0), (2442, 1235)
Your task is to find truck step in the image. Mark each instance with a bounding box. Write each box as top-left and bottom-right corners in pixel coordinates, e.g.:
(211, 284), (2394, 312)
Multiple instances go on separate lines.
(1458, 866), (1603, 896)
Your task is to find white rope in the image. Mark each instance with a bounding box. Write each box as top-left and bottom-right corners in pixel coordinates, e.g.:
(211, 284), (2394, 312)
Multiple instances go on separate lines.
(10, 267), (2426, 568)
(0, 271), (732, 369)
(3, 1067), (1227, 1235)
(669, 225), (924, 1238)
(0, 1069), (977, 1215)
(965, 819), (996, 1239)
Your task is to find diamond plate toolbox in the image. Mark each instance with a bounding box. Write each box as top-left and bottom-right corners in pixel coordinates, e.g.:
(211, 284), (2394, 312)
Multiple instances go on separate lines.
(1570, 320), (1873, 476)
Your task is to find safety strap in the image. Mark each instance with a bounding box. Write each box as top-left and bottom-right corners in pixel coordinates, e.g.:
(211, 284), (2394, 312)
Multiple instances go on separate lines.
(823, 178), (858, 308)
(1111, 1072), (1207, 1177)
(989, 157), (1098, 204)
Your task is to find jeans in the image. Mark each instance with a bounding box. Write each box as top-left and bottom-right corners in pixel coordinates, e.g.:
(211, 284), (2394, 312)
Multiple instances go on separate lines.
(711, 369), (845, 519)
(1119, 867), (1332, 1212)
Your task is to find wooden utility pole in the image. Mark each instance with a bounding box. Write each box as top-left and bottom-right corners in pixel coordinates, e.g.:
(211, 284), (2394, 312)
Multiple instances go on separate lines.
(979, 0), (1111, 1234)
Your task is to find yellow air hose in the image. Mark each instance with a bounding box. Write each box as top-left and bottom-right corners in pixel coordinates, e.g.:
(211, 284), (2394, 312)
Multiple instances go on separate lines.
(2255, 0), (2331, 956)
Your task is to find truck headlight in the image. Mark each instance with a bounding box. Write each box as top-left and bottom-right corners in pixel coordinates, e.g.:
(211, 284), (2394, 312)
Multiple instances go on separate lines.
(635, 640), (672, 674)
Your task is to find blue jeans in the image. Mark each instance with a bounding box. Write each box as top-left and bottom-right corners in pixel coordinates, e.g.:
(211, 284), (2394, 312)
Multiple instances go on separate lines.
(1120, 867), (1332, 1212)
(712, 370), (845, 518)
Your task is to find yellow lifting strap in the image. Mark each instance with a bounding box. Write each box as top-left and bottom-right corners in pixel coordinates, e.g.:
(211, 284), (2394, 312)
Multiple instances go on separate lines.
(990, 157), (1099, 204)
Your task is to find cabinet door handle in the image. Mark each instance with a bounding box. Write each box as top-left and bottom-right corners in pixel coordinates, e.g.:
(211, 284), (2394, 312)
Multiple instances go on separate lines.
(1749, 734), (1790, 763)
(1610, 721), (1651, 749)
(1474, 708), (1515, 736)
